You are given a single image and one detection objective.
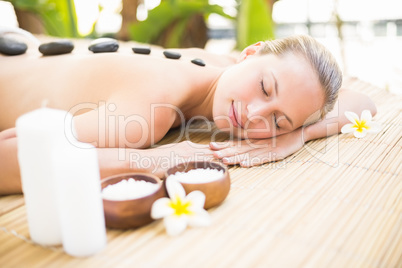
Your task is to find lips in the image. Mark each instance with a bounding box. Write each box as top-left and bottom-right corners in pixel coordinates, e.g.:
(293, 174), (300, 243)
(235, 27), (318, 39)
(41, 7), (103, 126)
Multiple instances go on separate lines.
(229, 101), (243, 128)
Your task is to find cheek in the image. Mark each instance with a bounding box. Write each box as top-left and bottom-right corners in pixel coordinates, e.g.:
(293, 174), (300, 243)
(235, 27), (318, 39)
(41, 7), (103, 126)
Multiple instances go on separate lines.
(218, 67), (256, 99)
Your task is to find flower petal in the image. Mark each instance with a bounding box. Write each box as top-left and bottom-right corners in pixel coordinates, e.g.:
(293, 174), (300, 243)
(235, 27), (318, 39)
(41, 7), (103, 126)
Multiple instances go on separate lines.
(187, 209), (211, 228)
(151, 198), (174, 219)
(354, 128), (367, 138)
(164, 215), (188, 236)
(367, 121), (382, 133)
(361, 110), (372, 122)
(345, 111), (359, 124)
(186, 191), (206, 209)
(341, 123), (355, 134)
(166, 177), (186, 201)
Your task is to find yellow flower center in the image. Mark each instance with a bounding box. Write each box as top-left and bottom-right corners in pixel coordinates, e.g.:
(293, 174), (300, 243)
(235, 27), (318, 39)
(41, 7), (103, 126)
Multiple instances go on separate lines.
(169, 195), (193, 216)
(353, 119), (370, 133)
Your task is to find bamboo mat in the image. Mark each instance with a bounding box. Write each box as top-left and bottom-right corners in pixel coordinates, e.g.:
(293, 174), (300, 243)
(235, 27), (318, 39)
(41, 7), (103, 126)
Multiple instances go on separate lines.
(0, 77), (401, 268)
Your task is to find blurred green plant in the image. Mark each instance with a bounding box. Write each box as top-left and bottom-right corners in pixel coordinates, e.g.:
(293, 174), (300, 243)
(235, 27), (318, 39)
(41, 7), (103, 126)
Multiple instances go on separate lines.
(129, 0), (275, 49)
(6, 0), (80, 37)
(6, 0), (275, 48)
(236, 0), (275, 50)
(129, 0), (234, 48)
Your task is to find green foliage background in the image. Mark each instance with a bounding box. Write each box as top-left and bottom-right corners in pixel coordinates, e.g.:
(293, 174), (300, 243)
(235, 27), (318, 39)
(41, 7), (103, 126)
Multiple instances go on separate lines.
(6, 0), (79, 37)
(130, 0), (275, 49)
(129, 0), (234, 48)
(236, 0), (275, 49)
(6, 0), (276, 48)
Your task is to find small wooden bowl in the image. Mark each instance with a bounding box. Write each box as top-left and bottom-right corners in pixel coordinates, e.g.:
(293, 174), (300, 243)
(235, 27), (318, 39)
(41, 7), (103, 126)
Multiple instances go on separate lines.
(101, 173), (166, 229)
(165, 161), (231, 209)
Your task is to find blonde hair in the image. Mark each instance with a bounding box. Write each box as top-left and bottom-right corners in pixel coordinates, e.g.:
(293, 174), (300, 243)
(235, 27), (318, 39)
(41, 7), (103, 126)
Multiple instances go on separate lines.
(258, 35), (342, 122)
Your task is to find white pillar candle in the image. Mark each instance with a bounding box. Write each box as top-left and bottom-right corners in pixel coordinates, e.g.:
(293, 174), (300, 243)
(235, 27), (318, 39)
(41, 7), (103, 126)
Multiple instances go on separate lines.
(17, 107), (107, 256)
(16, 108), (73, 246)
(54, 141), (107, 257)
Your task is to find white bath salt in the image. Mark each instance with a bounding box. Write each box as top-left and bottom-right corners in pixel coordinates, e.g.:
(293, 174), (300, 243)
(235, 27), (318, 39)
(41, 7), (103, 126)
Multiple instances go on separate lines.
(168, 168), (224, 184)
(102, 178), (159, 201)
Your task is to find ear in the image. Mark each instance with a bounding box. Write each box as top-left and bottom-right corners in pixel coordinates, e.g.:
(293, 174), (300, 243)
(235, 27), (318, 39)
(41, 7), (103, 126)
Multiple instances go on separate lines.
(237, 41), (264, 63)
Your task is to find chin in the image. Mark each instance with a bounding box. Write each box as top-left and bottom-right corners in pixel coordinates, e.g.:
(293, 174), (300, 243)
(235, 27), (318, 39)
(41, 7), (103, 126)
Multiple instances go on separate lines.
(232, 130), (246, 139)
(222, 127), (248, 139)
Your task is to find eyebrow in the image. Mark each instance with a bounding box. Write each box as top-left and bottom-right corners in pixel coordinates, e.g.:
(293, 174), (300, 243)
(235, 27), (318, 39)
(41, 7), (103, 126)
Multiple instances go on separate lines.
(271, 71), (294, 127)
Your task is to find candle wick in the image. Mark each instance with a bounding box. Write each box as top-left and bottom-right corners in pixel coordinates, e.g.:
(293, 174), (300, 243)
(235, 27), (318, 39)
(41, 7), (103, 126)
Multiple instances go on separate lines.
(41, 99), (49, 108)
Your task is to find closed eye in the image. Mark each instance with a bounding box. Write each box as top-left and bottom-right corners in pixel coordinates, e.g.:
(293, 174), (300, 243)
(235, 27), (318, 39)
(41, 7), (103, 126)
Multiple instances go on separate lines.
(273, 114), (280, 130)
(260, 79), (268, 97)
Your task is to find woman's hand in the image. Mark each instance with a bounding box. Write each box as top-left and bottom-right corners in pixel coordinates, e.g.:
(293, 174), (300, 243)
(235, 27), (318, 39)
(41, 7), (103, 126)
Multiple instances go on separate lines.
(153, 141), (215, 163)
(137, 141), (216, 177)
(97, 141), (216, 180)
(209, 128), (305, 167)
(0, 128), (22, 194)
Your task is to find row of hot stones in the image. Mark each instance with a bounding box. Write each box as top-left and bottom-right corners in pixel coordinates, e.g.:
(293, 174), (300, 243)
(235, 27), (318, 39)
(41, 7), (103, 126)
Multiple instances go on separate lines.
(0, 37), (206, 66)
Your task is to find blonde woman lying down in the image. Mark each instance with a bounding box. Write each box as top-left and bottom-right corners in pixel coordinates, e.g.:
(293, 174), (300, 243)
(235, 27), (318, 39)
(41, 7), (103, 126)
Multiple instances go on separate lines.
(0, 35), (376, 194)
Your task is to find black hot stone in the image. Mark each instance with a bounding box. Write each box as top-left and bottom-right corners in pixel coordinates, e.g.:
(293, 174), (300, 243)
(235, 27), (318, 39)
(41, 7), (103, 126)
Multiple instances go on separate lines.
(132, 47), (151, 55)
(191, 58), (205, 67)
(39, 40), (74, 56)
(89, 38), (119, 53)
(163, 50), (181, 59)
(0, 37), (28, 56)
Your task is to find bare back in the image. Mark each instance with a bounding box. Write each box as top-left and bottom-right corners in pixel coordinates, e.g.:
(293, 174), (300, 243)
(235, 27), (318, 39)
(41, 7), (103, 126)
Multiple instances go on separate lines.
(0, 51), (226, 148)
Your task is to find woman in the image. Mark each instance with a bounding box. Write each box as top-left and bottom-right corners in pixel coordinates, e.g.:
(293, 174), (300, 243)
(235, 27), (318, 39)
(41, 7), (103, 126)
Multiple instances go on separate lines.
(0, 35), (376, 194)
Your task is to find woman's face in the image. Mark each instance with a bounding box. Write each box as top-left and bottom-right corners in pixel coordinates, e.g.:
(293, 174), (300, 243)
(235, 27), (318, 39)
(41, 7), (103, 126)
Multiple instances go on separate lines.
(212, 52), (324, 139)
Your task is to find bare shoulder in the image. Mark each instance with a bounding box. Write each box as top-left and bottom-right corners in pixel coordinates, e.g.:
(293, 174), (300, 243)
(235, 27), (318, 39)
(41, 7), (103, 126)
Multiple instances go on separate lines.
(172, 47), (237, 68)
(338, 87), (377, 116)
(74, 93), (179, 149)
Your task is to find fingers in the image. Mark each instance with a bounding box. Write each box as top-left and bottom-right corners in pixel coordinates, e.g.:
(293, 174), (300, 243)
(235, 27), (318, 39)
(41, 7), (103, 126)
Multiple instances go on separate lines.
(209, 141), (233, 150)
(0, 128), (17, 141)
(210, 140), (266, 160)
(220, 154), (248, 166)
(210, 140), (256, 165)
(212, 147), (235, 159)
(212, 146), (256, 161)
(210, 139), (270, 151)
(192, 140), (280, 168)
(217, 148), (282, 167)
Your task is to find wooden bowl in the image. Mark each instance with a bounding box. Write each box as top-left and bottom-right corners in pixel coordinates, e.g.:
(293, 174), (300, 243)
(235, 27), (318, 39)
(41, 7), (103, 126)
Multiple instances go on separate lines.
(165, 161), (231, 209)
(101, 173), (166, 229)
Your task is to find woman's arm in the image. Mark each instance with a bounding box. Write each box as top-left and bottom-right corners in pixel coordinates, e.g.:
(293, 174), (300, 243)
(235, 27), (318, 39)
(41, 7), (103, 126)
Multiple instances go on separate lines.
(0, 129), (213, 195)
(0, 131), (153, 195)
(303, 89), (377, 142)
(210, 89), (378, 166)
(0, 128), (21, 195)
(0, 127), (146, 195)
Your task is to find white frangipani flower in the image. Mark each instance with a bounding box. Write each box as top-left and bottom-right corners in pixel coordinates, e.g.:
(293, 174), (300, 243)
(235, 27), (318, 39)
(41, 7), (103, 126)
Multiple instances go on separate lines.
(341, 110), (381, 138)
(151, 178), (211, 236)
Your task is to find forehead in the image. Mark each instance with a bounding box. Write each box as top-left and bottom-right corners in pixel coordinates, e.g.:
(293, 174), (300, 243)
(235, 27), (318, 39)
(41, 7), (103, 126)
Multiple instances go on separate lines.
(260, 53), (324, 127)
(258, 52), (315, 77)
